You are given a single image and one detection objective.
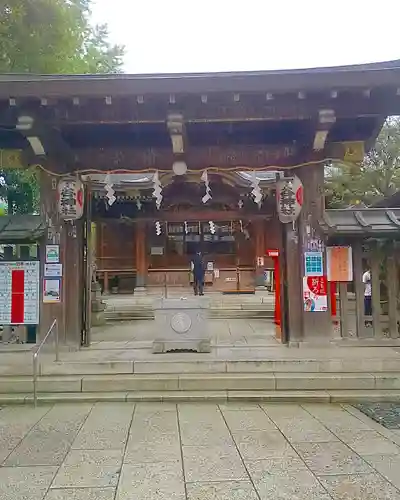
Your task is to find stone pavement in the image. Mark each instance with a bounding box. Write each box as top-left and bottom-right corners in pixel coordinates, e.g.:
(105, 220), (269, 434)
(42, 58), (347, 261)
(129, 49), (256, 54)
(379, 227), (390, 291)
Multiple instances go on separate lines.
(2, 402), (400, 499)
(91, 318), (279, 345)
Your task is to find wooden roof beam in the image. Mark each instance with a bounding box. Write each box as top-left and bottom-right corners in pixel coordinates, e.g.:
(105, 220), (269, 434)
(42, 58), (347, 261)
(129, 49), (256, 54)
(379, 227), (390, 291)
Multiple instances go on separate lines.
(2, 88), (400, 126)
(74, 144), (299, 173)
(15, 113), (76, 168)
(166, 112), (185, 154)
(313, 109), (336, 151)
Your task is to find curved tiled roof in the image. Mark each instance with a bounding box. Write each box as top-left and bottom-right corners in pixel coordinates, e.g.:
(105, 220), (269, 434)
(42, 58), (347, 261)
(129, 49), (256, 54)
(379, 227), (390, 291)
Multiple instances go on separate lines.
(0, 60), (400, 97)
(321, 209), (400, 236)
(0, 215), (46, 242)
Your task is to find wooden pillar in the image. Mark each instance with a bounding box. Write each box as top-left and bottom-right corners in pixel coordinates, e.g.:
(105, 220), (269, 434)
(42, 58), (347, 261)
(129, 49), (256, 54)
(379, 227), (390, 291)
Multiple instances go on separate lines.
(387, 244), (399, 338)
(338, 282), (350, 337)
(353, 240), (365, 337)
(135, 221), (147, 288)
(282, 221), (304, 343)
(296, 163), (333, 341)
(254, 219), (266, 287)
(39, 171), (65, 343)
(103, 272), (109, 295)
(64, 220), (83, 345)
(370, 244), (382, 337)
(40, 171), (84, 347)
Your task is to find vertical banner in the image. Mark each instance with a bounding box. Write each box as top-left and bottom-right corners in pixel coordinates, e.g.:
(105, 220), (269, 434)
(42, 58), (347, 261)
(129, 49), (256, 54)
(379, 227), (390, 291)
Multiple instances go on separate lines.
(0, 261), (39, 324)
(11, 269), (24, 324)
(303, 276), (328, 312)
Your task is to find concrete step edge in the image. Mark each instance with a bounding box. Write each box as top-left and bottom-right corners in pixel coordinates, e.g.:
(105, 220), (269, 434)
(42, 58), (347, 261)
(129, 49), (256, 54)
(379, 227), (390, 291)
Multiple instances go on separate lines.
(4, 360), (400, 376)
(16, 372), (400, 380)
(4, 389), (400, 405)
(2, 374), (399, 380)
(2, 372), (399, 393)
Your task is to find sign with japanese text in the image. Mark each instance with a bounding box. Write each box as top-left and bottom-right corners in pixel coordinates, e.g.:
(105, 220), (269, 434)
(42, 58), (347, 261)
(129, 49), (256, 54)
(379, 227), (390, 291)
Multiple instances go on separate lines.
(303, 275), (328, 312)
(304, 251), (323, 277)
(327, 246), (353, 282)
(45, 245), (59, 264)
(57, 178), (84, 220)
(43, 279), (61, 303)
(0, 261), (40, 324)
(267, 249), (279, 258)
(276, 176), (303, 223)
(44, 264), (63, 278)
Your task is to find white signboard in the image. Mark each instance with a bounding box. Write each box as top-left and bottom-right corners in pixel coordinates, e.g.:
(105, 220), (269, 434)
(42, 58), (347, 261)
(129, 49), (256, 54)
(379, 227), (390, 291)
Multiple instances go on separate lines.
(45, 245), (60, 263)
(0, 261), (40, 325)
(43, 279), (61, 304)
(44, 264), (63, 278)
(151, 247), (164, 255)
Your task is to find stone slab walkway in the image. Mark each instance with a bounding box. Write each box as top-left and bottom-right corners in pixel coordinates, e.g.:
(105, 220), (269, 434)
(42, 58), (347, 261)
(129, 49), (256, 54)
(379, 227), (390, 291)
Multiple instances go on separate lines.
(91, 318), (279, 346)
(2, 402), (400, 499)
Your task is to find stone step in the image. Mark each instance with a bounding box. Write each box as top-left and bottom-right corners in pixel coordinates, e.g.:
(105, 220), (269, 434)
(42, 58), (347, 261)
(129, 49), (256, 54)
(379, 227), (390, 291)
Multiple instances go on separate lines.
(105, 311), (154, 321)
(209, 310), (273, 319)
(4, 355), (399, 377)
(104, 308), (274, 321)
(2, 372), (400, 393)
(3, 389), (400, 405)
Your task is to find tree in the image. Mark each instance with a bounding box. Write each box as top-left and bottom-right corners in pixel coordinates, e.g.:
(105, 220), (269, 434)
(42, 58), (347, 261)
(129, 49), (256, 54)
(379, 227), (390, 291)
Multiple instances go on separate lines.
(0, 0), (125, 213)
(325, 118), (400, 208)
(0, 0), (124, 74)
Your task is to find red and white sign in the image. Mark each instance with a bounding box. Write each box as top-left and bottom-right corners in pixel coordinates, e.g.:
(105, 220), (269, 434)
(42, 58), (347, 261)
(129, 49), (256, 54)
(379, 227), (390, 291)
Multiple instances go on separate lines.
(267, 249), (279, 258)
(303, 275), (328, 312)
(57, 177), (84, 220)
(276, 175), (303, 224)
(0, 261), (40, 324)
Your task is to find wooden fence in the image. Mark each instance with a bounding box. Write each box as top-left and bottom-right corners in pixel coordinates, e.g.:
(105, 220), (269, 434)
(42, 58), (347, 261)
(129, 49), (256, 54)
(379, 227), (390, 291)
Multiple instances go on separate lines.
(332, 240), (399, 339)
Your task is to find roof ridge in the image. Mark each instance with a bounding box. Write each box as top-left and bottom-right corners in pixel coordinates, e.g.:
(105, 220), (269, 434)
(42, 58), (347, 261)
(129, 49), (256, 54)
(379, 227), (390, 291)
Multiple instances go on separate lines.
(0, 59), (400, 82)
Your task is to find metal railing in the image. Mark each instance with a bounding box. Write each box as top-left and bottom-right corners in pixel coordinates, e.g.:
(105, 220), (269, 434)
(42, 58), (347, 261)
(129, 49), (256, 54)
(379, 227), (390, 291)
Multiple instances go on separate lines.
(32, 319), (59, 407)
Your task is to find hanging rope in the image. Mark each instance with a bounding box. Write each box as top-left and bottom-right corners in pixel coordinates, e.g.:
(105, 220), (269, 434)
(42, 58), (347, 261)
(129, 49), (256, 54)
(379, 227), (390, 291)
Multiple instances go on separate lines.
(27, 157), (355, 178)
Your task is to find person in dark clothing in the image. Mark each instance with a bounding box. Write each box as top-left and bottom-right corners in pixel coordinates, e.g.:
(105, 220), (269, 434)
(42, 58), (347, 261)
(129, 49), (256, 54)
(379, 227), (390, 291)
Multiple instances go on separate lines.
(191, 251), (205, 296)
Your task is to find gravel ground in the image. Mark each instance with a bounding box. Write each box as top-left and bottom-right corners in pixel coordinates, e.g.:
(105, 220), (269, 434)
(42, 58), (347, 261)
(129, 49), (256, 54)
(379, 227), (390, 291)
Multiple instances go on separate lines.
(355, 403), (400, 429)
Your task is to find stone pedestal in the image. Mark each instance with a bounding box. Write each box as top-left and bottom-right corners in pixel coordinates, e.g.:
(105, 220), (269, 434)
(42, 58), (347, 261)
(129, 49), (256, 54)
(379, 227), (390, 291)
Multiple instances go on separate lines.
(91, 282), (106, 326)
(152, 297), (211, 353)
(2, 326), (12, 343)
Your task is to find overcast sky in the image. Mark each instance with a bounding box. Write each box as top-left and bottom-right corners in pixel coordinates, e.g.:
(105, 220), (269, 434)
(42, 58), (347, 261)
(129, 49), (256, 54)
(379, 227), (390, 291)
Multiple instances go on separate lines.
(91, 0), (400, 74)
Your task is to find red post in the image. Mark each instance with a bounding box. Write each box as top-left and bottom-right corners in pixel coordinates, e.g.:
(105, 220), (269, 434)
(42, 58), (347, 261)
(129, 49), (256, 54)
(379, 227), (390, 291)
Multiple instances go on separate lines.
(330, 281), (337, 318)
(267, 249), (280, 327)
(274, 256), (281, 326)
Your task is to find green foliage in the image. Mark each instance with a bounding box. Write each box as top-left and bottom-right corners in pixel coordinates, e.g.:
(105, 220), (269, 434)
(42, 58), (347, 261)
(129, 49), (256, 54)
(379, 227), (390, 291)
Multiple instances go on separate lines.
(0, 0), (125, 213)
(0, 168), (39, 214)
(325, 118), (400, 208)
(0, 0), (124, 74)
